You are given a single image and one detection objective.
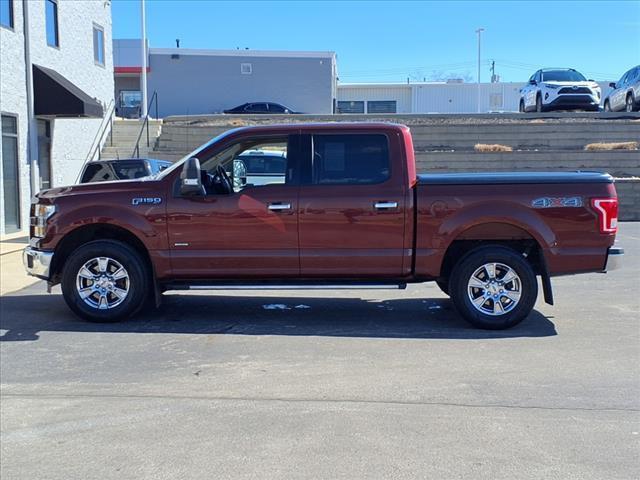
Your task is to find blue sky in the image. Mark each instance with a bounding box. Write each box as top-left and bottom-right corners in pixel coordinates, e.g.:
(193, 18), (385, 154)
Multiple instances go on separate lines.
(112, 0), (640, 83)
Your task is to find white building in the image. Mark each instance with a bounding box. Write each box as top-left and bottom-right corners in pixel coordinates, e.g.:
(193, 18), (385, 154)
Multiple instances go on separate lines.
(337, 81), (614, 114)
(0, 0), (114, 235)
(113, 39), (337, 117)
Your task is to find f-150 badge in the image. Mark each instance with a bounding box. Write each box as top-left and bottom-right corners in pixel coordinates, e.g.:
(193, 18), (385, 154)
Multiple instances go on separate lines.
(531, 196), (582, 208)
(132, 197), (162, 206)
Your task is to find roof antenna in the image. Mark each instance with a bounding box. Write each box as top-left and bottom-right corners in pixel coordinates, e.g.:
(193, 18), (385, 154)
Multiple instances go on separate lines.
(176, 38), (180, 48)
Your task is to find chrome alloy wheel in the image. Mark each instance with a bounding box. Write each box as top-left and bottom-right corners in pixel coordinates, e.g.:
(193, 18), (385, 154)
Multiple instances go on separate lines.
(75, 257), (130, 310)
(467, 262), (522, 316)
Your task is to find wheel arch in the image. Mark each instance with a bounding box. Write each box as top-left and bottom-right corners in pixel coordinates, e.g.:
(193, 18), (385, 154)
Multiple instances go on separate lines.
(50, 223), (153, 285)
(438, 221), (554, 305)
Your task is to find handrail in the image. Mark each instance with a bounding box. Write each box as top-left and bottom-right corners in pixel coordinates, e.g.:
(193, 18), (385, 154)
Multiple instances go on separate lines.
(84, 98), (115, 163)
(132, 91), (159, 158)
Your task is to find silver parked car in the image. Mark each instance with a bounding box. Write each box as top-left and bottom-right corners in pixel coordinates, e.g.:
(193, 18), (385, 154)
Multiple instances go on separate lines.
(604, 65), (640, 112)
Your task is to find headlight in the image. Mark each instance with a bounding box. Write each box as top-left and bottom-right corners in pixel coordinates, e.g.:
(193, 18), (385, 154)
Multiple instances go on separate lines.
(31, 203), (56, 238)
(544, 83), (561, 89)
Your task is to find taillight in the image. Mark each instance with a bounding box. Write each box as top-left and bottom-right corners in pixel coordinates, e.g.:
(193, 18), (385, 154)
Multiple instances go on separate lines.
(591, 198), (618, 234)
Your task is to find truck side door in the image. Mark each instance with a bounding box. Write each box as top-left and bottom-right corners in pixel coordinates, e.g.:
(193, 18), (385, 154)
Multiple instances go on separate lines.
(166, 134), (300, 278)
(298, 131), (407, 277)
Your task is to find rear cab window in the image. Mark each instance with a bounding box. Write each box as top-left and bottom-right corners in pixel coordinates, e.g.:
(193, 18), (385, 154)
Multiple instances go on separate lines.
(311, 134), (390, 185)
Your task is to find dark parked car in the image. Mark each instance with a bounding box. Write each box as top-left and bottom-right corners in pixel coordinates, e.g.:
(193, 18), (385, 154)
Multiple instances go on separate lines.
(223, 102), (299, 114)
(79, 158), (172, 183)
(604, 65), (640, 112)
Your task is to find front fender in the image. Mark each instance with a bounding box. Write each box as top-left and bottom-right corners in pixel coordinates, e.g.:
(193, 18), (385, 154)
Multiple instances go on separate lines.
(44, 203), (167, 251)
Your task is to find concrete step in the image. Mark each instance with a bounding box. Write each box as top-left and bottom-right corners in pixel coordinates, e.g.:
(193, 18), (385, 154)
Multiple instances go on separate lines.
(416, 150), (640, 177)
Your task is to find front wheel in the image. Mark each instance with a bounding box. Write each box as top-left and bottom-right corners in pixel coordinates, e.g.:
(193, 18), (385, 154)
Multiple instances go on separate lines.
(604, 100), (611, 112)
(449, 246), (538, 329)
(535, 95), (543, 112)
(61, 240), (150, 322)
(519, 100), (525, 113)
(626, 95), (636, 112)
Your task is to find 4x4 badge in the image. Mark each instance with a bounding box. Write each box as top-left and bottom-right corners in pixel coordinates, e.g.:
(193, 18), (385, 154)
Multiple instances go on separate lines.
(132, 197), (162, 206)
(531, 196), (582, 208)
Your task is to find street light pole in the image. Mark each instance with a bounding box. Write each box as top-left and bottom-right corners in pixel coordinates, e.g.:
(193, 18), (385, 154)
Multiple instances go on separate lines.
(476, 27), (484, 114)
(140, 0), (148, 118)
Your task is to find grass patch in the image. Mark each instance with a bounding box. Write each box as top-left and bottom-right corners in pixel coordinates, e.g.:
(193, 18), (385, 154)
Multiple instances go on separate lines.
(584, 141), (638, 151)
(474, 143), (513, 152)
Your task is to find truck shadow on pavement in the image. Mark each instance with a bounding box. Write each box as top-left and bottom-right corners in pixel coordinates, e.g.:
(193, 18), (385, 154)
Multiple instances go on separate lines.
(0, 291), (557, 342)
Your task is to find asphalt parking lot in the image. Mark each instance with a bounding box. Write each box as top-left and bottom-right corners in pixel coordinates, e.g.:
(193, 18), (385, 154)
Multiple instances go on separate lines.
(1, 224), (639, 480)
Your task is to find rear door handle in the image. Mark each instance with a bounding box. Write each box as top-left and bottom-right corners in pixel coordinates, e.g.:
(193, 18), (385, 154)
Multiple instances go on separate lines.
(268, 202), (292, 211)
(374, 201), (398, 210)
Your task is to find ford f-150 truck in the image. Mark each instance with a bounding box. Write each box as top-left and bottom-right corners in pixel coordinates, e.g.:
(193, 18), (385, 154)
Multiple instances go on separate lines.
(24, 123), (623, 329)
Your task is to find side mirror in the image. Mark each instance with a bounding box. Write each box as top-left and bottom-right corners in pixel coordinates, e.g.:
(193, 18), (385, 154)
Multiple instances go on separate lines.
(232, 158), (247, 192)
(528, 79), (536, 85)
(180, 157), (204, 196)
(609, 82), (616, 88)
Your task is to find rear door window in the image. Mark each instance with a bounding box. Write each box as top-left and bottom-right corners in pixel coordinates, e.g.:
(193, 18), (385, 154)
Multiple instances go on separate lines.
(311, 134), (390, 185)
(247, 103), (268, 113)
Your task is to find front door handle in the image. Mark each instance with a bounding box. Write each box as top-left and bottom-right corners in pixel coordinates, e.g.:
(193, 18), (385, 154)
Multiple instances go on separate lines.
(374, 201), (398, 210)
(268, 202), (292, 211)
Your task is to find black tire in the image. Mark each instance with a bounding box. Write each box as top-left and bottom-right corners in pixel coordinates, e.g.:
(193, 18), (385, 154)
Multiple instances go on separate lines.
(61, 240), (150, 322)
(449, 246), (538, 330)
(604, 100), (611, 112)
(626, 94), (636, 112)
(436, 279), (449, 296)
(535, 95), (543, 113)
(519, 100), (525, 113)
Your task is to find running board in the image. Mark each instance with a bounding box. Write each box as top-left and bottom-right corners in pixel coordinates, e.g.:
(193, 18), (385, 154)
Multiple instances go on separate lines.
(166, 283), (407, 291)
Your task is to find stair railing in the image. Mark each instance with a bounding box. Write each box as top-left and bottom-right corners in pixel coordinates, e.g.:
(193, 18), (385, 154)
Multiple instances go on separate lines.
(84, 98), (115, 163)
(132, 91), (159, 158)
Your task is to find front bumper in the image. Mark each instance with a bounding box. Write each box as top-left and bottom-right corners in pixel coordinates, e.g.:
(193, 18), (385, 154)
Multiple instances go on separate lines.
(604, 247), (624, 272)
(23, 246), (54, 280)
(545, 94), (599, 111)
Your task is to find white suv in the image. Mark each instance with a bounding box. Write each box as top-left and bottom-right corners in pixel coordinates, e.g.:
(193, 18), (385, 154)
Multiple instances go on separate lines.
(519, 69), (601, 112)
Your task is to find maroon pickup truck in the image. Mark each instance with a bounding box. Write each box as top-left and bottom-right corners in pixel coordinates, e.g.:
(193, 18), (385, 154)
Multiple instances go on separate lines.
(24, 123), (623, 329)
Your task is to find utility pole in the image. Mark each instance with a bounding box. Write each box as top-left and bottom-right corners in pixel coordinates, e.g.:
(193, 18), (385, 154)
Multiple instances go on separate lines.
(475, 27), (484, 113)
(140, 0), (148, 118)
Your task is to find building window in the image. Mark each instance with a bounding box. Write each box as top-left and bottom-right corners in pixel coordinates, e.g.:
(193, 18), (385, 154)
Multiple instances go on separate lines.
(46, 0), (59, 47)
(241, 63), (252, 74)
(93, 24), (105, 65)
(1, 0), (14, 29)
(37, 119), (52, 190)
(2, 114), (21, 232)
(367, 101), (396, 114)
(337, 101), (365, 114)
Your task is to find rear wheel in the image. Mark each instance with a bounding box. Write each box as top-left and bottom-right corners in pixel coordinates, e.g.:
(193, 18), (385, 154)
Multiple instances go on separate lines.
(61, 240), (150, 322)
(449, 246), (538, 329)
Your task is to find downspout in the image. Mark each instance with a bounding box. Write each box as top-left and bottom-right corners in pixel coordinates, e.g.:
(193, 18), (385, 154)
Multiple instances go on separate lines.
(22, 0), (39, 198)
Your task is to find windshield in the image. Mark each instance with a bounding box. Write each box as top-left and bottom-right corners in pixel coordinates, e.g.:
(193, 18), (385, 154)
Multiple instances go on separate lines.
(541, 70), (587, 82)
(154, 127), (244, 179)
